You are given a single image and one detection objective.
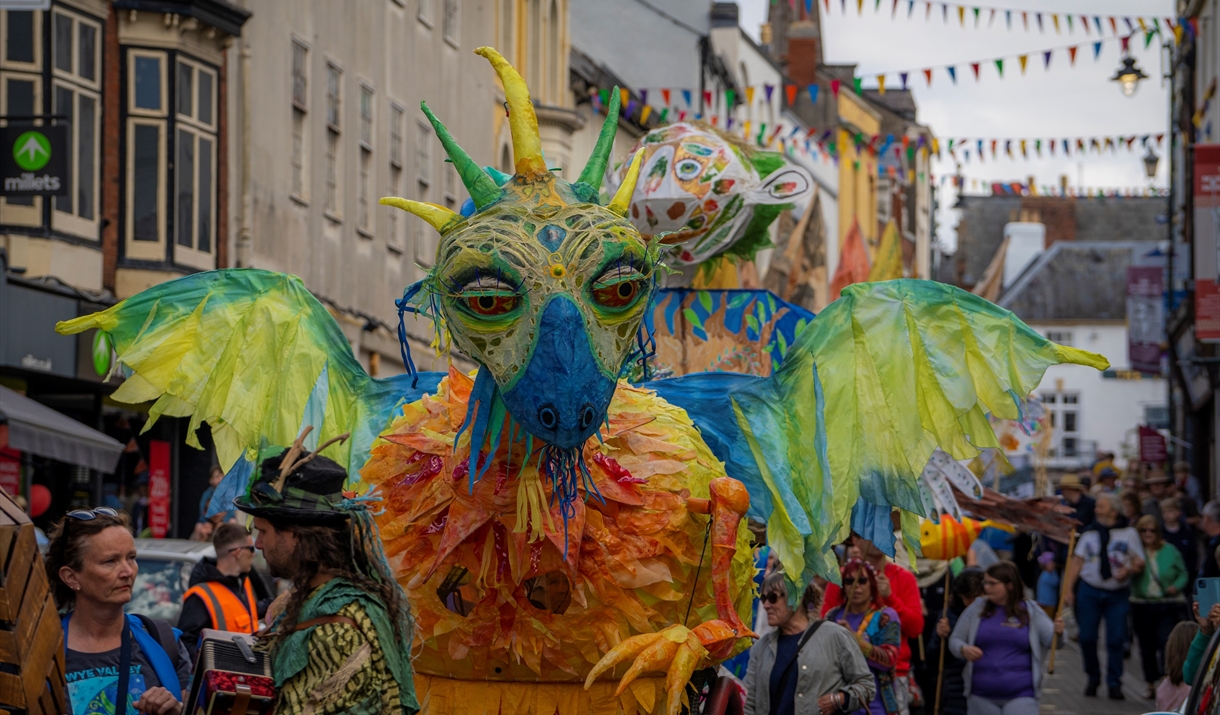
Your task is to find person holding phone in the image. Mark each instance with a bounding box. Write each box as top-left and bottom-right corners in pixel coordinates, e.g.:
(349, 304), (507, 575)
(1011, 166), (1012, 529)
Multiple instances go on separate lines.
(1063, 492), (1146, 699)
(744, 571), (876, 715)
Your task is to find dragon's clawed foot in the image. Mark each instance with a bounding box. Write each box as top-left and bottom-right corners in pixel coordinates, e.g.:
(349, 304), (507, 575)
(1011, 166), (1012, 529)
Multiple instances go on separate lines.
(583, 620), (743, 715)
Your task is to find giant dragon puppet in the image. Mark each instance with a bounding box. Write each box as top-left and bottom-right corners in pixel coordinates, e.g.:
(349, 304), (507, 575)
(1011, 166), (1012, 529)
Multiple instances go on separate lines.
(58, 48), (1107, 715)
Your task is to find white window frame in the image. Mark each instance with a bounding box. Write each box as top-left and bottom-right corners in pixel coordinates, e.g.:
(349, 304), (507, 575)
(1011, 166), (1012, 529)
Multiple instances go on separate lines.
(389, 101), (403, 168)
(51, 9), (100, 91)
(128, 49), (167, 117)
(291, 39), (310, 203)
(387, 165), (403, 253)
(51, 81), (101, 239)
(0, 71), (43, 226)
(325, 127), (341, 220)
(325, 61), (342, 131)
(416, 120), (431, 186)
(1, 10), (42, 73)
(173, 57), (218, 269)
(125, 118), (168, 260)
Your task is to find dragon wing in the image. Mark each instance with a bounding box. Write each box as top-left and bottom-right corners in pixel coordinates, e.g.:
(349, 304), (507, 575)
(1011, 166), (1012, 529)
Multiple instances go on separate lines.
(650, 279), (1107, 585)
(57, 269), (443, 499)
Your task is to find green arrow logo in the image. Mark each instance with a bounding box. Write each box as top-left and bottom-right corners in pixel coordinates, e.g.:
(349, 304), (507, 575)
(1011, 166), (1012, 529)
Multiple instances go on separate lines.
(91, 331), (113, 377)
(13, 131), (51, 171)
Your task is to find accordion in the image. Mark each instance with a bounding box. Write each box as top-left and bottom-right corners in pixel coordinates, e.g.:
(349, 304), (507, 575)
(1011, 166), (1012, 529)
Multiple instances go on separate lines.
(186, 630), (276, 715)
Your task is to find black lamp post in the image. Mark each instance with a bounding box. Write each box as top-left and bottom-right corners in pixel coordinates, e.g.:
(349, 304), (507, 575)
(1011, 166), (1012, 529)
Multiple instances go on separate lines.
(1111, 55), (1150, 97)
(1144, 147), (1160, 179)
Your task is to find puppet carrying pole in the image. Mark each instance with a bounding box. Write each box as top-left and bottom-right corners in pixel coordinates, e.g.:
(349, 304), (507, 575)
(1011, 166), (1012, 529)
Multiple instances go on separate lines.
(933, 567), (952, 715)
(1047, 528), (1077, 675)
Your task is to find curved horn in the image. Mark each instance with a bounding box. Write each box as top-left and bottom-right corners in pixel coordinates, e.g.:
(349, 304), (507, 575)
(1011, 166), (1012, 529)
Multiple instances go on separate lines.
(379, 197), (460, 233)
(577, 85), (621, 191)
(607, 150), (644, 217)
(474, 46), (546, 177)
(421, 103), (502, 210)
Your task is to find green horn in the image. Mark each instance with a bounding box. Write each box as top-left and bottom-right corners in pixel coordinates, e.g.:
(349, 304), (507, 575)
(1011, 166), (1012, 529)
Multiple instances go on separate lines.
(421, 102), (502, 210)
(576, 85), (622, 192)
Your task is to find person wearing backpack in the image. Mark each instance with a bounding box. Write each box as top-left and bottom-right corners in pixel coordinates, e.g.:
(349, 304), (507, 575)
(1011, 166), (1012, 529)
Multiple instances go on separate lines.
(744, 571), (876, 715)
(45, 507), (191, 715)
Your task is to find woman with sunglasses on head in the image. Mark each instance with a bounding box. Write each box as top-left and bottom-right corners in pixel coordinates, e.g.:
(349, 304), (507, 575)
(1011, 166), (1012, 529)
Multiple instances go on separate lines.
(948, 562), (1063, 715)
(1130, 513), (1189, 700)
(825, 559), (902, 715)
(45, 508), (192, 715)
(744, 571), (875, 715)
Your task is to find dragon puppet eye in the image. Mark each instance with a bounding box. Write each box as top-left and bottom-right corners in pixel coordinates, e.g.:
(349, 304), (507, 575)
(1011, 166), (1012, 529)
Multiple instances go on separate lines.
(675, 159), (703, 181)
(590, 265), (647, 310)
(456, 275), (520, 317)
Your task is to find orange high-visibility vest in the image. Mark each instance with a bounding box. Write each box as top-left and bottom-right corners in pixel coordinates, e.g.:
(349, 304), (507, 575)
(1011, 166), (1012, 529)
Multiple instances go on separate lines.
(183, 578), (258, 634)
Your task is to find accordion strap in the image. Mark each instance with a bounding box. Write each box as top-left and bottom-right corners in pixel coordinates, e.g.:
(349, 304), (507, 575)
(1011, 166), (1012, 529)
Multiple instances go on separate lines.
(290, 615), (358, 632)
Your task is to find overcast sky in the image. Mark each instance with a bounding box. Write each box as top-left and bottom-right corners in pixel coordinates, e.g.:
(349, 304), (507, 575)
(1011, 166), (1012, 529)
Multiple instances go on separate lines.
(737, 0), (1175, 251)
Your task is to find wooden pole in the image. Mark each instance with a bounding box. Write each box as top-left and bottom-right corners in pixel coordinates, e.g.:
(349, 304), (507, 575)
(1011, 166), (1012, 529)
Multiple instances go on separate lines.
(934, 567), (952, 715)
(1047, 529), (1078, 675)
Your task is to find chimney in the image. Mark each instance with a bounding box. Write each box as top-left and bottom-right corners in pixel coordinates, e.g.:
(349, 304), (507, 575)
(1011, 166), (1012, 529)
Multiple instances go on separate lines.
(787, 24), (820, 86)
(711, 2), (739, 28)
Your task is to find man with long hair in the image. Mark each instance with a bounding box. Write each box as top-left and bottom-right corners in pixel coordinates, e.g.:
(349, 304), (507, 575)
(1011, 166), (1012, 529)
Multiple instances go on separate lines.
(233, 444), (418, 714)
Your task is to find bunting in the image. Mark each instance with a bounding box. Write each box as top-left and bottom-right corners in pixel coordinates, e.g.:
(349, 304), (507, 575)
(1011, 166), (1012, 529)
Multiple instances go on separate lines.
(820, 0), (1171, 38)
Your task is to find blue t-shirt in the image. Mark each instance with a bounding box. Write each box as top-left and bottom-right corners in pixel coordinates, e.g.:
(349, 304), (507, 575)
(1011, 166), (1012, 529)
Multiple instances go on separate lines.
(1036, 570), (1060, 607)
(769, 630), (802, 715)
(65, 636), (191, 715)
(970, 608), (1035, 701)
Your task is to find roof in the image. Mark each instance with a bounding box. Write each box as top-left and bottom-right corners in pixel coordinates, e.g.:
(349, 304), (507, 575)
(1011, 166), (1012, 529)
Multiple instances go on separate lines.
(997, 241), (1161, 322)
(112, 0), (250, 36)
(0, 385), (124, 472)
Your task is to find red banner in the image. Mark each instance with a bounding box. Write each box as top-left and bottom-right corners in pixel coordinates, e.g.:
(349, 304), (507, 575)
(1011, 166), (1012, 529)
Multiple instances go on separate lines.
(0, 448), (20, 498)
(148, 440), (171, 538)
(1127, 266), (1164, 374)
(1138, 425), (1168, 464)
(1198, 280), (1220, 342)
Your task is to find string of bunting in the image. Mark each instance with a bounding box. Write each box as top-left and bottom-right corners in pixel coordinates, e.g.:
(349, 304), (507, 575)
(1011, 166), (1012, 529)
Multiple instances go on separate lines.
(942, 133), (1166, 163)
(947, 175), (1169, 199)
(807, 0), (1182, 43)
(588, 31), (1176, 134)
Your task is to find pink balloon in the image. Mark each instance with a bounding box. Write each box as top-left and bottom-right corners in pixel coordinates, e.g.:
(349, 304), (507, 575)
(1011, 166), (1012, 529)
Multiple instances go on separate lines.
(29, 484), (51, 518)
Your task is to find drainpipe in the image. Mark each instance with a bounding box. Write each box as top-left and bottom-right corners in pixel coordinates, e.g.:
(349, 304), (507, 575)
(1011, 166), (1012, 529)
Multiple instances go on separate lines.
(235, 39), (253, 267)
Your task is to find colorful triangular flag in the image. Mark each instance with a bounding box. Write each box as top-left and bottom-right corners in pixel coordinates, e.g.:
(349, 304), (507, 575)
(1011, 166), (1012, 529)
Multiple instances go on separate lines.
(1043, 50), (1052, 68)
(808, 84), (819, 103)
(947, 66), (957, 83)
(1019, 55), (1028, 73)
(923, 68), (932, 86)
(995, 58), (1004, 76)
(1069, 46), (1078, 64)
(878, 75), (887, 94)
(971, 62), (980, 79)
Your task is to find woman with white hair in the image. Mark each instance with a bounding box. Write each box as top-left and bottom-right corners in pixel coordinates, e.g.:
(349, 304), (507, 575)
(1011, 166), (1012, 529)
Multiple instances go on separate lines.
(1063, 491), (1146, 700)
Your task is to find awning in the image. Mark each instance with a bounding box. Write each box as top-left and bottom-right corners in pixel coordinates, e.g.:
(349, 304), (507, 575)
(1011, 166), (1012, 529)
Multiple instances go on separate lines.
(0, 385), (124, 472)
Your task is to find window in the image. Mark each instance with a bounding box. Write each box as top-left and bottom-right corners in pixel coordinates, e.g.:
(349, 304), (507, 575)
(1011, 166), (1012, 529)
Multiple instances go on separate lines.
(291, 41), (309, 200)
(443, 0), (459, 44)
(390, 103), (404, 168)
(418, 0), (434, 25)
(51, 9), (102, 238)
(547, 0), (559, 102)
(527, 0), (541, 91)
(1041, 391), (1081, 459)
(1046, 330), (1073, 346)
(444, 163), (456, 210)
(415, 122), (433, 263)
(416, 121), (432, 185)
(388, 166), (403, 252)
(125, 50), (168, 260)
(174, 58), (218, 269)
(2, 10), (42, 220)
(326, 63), (341, 130)
(358, 87), (373, 233)
(325, 62), (342, 218)
(3, 10), (38, 68)
(414, 180), (432, 265)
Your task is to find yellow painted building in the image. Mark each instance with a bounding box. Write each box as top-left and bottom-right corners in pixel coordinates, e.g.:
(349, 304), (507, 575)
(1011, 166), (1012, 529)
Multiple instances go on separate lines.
(836, 91), (882, 258)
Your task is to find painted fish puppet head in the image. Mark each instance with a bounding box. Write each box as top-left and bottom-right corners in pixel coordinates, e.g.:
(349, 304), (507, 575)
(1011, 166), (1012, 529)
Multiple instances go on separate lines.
(606, 122), (814, 266)
(383, 48), (654, 475)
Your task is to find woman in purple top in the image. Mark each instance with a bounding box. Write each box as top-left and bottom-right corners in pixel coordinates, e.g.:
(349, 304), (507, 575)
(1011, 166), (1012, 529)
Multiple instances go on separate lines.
(826, 559), (902, 715)
(949, 562), (1063, 715)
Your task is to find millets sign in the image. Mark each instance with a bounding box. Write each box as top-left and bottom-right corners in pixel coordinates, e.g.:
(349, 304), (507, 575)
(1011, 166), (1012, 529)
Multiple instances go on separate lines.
(0, 126), (69, 196)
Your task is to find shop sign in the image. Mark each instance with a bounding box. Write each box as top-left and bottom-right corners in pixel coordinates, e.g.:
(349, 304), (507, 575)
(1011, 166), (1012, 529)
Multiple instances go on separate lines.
(149, 440), (171, 538)
(1138, 425), (1168, 463)
(0, 125), (68, 196)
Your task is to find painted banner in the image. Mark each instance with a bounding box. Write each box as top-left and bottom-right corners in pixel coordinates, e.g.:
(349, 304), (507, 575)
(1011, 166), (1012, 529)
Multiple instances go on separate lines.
(0, 448), (19, 497)
(1126, 266), (1164, 374)
(1194, 145), (1220, 341)
(1138, 425), (1168, 464)
(148, 440), (170, 538)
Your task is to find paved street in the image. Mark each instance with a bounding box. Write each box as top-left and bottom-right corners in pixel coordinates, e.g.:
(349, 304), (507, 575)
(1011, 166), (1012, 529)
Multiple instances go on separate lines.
(1040, 635), (1157, 715)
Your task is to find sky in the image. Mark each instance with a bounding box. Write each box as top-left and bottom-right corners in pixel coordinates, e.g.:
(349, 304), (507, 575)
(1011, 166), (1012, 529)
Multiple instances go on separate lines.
(737, 0), (1175, 251)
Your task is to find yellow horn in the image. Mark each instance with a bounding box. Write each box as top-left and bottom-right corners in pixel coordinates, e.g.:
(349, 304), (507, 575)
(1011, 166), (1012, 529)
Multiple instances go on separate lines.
(474, 46), (546, 177)
(379, 197), (459, 233)
(608, 150), (644, 217)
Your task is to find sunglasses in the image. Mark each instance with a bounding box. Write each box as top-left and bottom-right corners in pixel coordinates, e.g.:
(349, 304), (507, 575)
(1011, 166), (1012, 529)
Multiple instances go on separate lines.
(228, 545), (256, 554)
(761, 593), (785, 604)
(842, 577), (869, 586)
(66, 507), (119, 521)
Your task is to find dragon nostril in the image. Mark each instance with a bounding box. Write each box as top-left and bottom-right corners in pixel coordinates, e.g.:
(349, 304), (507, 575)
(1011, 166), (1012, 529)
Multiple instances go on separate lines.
(579, 405), (596, 430)
(538, 405), (558, 429)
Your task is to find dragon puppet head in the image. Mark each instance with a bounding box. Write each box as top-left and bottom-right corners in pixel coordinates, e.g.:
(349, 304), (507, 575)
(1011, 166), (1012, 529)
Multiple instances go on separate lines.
(383, 47), (655, 513)
(606, 122), (814, 267)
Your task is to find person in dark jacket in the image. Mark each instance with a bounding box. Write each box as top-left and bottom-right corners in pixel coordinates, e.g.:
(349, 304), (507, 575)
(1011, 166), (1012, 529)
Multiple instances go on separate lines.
(1160, 497), (1198, 596)
(927, 569), (985, 715)
(177, 523), (272, 659)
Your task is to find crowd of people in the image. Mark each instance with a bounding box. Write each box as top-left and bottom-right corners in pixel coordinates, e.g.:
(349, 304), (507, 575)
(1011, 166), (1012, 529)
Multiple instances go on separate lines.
(35, 445), (1220, 715)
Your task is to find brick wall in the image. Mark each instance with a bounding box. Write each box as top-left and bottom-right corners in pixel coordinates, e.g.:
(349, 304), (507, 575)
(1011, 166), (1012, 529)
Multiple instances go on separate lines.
(1022, 197), (1076, 246)
(101, 6), (120, 292)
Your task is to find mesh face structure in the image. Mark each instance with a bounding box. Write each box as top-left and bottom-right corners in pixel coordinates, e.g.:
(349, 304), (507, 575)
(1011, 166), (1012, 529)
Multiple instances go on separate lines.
(607, 122), (814, 267)
(383, 48), (652, 456)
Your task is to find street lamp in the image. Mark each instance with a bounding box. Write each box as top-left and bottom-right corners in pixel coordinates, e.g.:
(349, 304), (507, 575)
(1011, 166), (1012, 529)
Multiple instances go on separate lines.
(1143, 147), (1160, 179)
(1111, 55), (1150, 97)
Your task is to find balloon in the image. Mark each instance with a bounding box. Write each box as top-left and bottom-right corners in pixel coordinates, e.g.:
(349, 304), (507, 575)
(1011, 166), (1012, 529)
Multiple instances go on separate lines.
(29, 484), (51, 518)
